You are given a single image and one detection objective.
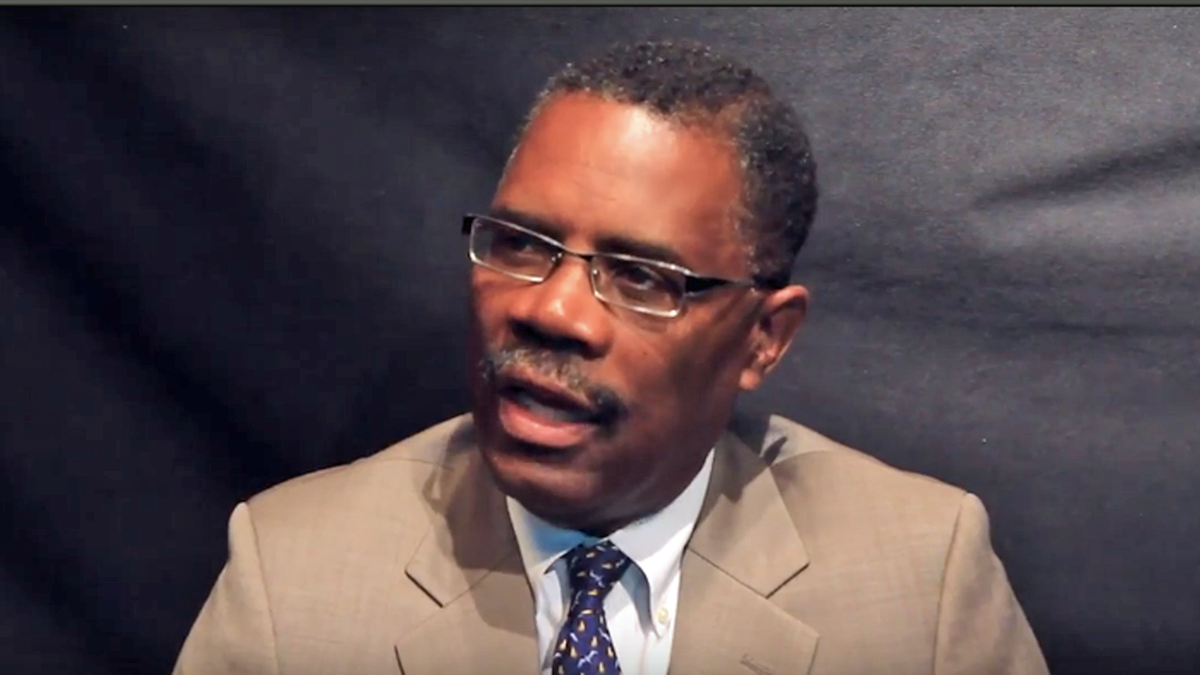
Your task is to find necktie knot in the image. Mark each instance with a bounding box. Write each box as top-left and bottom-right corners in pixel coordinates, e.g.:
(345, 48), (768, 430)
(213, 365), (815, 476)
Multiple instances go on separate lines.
(564, 540), (631, 601)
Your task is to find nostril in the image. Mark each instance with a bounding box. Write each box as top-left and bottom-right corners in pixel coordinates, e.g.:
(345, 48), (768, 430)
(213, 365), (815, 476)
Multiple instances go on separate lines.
(511, 320), (592, 358)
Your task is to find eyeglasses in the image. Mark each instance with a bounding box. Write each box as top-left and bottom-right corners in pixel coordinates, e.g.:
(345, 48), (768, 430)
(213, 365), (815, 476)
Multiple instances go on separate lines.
(463, 214), (775, 318)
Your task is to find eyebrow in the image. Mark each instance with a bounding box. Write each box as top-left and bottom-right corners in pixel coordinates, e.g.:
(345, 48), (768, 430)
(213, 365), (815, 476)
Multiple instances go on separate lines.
(487, 205), (692, 270)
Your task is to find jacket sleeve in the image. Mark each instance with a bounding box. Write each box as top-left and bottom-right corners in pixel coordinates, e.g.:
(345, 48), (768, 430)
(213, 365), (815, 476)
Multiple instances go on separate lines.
(933, 493), (1049, 675)
(173, 502), (280, 675)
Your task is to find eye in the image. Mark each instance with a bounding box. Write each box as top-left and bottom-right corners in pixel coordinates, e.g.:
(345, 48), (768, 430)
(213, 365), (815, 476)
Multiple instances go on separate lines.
(491, 228), (537, 253)
(606, 259), (679, 297)
(489, 228), (552, 262)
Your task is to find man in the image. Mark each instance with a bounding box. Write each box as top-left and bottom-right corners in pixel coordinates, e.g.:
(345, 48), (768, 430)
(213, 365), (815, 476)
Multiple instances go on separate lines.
(174, 41), (1048, 675)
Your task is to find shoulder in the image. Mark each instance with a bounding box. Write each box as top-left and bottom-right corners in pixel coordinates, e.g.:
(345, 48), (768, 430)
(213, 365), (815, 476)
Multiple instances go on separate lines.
(208, 415), (481, 655)
(734, 413), (972, 546)
(738, 413), (968, 502)
(243, 414), (476, 538)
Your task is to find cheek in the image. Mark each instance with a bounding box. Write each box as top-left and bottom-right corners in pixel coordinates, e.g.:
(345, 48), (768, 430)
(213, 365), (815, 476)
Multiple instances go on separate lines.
(469, 276), (508, 338)
(624, 327), (744, 405)
(674, 323), (751, 396)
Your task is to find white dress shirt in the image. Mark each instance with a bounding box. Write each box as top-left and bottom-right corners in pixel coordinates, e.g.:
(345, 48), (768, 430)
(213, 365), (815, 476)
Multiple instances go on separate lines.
(506, 450), (715, 675)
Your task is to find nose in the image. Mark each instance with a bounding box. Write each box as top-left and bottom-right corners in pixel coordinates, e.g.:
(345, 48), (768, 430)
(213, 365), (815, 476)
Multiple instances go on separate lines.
(505, 255), (614, 358)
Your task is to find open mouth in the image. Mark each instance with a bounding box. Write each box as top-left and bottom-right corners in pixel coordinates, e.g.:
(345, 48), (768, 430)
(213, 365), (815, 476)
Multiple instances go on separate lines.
(494, 376), (607, 449)
(499, 382), (600, 424)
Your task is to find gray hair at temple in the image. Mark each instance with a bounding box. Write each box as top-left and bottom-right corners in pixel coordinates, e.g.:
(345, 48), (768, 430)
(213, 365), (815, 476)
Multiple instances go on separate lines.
(508, 40), (819, 288)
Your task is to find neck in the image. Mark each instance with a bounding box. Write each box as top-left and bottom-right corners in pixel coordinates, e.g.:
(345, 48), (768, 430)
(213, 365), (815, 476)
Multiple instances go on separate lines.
(547, 448), (714, 539)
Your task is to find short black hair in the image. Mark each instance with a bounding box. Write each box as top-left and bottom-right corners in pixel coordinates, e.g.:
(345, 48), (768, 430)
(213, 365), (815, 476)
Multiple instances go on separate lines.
(516, 40), (818, 287)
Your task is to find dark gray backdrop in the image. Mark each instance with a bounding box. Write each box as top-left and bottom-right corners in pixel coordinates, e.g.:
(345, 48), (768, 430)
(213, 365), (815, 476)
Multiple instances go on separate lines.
(1, 7), (1197, 675)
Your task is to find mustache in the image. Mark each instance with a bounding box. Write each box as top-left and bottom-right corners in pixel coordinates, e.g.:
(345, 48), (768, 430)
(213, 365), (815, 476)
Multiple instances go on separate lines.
(479, 345), (627, 421)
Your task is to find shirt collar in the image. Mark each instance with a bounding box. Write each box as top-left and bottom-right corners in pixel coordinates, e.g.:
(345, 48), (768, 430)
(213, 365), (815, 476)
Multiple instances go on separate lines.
(506, 450), (715, 628)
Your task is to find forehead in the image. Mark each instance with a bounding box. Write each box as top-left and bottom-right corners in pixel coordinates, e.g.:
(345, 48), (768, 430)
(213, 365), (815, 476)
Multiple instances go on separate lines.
(493, 94), (749, 273)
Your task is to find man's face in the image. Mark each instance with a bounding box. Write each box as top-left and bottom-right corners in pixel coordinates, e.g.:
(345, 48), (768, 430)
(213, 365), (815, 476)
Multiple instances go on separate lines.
(468, 93), (771, 534)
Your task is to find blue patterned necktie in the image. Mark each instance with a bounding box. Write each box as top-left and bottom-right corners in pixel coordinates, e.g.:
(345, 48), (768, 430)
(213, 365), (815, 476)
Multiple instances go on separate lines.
(551, 540), (633, 675)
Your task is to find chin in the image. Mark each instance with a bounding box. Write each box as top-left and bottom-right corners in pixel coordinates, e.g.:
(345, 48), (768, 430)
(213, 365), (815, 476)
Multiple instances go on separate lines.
(478, 432), (605, 525)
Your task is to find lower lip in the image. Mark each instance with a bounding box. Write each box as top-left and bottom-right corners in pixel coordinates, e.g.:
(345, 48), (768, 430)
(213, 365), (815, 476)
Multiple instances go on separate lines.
(497, 396), (598, 449)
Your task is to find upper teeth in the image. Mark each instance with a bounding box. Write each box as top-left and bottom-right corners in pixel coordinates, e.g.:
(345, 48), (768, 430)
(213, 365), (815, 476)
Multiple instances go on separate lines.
(513, 390), (592, 424)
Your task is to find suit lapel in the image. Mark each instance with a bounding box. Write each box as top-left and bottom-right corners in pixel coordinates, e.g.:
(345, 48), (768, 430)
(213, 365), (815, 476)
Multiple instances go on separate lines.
(394, 424), (537, 675)
(393, 561), (536, 675)
(669, 429), (820, 675)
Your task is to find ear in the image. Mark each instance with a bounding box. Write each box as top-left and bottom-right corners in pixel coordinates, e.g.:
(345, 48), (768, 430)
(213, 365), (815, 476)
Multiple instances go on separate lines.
(738, 284), (808, 392)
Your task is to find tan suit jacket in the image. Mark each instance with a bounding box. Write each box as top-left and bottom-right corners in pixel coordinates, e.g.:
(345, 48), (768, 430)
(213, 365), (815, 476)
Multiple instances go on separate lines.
(174, 413), (1048, 675)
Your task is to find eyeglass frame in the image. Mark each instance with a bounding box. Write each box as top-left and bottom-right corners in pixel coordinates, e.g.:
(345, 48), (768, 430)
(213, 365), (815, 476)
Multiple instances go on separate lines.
(462, 213), (782, 318)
